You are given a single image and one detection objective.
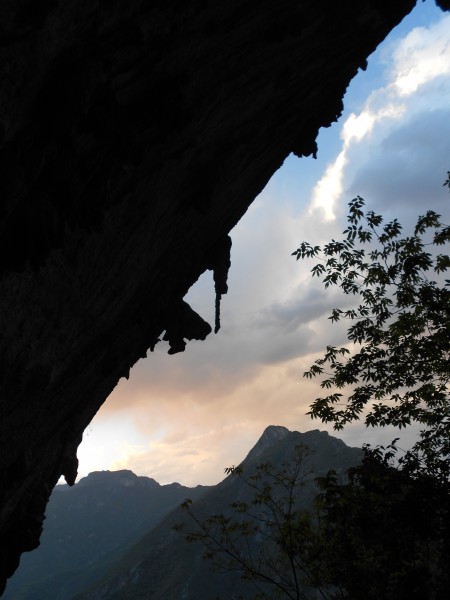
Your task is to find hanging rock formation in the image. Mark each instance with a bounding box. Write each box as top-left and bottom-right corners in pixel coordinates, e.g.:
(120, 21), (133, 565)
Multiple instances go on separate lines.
(1, 0), (448, 593)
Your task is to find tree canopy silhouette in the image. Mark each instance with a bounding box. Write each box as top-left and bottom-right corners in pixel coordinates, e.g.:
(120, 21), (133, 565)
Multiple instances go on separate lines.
(293, 173), (450, 479)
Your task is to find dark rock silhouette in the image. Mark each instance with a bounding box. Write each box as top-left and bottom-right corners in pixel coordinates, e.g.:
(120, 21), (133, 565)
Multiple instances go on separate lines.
(1, 0), (448, 593)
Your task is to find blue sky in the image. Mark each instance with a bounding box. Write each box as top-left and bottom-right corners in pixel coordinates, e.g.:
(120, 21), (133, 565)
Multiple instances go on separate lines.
(77, 1), (450, 486)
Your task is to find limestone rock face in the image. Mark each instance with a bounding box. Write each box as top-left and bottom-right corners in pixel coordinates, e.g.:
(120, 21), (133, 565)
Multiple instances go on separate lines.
(1, 0), (446, 592)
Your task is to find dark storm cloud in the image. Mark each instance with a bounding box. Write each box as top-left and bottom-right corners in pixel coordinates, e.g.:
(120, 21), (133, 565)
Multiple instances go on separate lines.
(254, 286), (333, 333)
(348, 108), (450, 218)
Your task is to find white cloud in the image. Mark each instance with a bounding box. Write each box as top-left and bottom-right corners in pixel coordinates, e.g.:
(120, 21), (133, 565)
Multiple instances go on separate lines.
(392, 17), (450, 95)
(310, 13), (450, 220)
(310, 151), (347, 220)
(310, 104), (407, 220)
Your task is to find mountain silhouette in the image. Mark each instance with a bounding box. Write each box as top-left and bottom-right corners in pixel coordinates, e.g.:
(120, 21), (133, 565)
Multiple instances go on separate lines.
(4, 471), (208, 600)
(5, 428), (361, 599)
(75, 428), (362, 600)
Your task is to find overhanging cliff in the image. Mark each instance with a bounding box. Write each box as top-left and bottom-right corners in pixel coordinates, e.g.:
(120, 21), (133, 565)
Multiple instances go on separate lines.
(1, 0), (448, 593)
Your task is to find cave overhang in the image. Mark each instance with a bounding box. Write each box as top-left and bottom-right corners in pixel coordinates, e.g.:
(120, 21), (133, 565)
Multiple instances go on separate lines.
(1, 0), (449, 592)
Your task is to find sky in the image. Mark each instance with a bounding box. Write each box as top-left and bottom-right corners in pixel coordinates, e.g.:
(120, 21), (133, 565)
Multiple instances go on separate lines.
(77, 1), (450, 487)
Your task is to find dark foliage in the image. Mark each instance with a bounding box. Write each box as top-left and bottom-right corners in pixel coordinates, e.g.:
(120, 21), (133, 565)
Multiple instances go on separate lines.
(181, 445), (450, 599)
(293, 174), (450, 479)
(315, 443), (450, 599)
(179, 446), (337, 600)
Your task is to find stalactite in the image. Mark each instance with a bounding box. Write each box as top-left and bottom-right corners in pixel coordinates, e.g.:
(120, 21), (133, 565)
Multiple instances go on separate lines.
(211, 236), (232, 334)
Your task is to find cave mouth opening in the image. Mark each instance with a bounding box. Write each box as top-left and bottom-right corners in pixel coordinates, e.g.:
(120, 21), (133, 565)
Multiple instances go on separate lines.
(74, 1), (450, 491)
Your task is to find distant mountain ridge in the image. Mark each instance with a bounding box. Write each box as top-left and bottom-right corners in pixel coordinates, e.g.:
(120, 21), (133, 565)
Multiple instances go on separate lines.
(74, 469), (160, 488)
(76, 427), (362, 600)
(4, 470), (208, 600)
(4, 428), (362, 600)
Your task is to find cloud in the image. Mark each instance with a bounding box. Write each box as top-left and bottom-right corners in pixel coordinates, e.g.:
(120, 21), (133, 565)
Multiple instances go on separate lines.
(310, 103), (406, 220)
(103, 350), (422, 486)
(311, 13), (450, 221)
(107, 359), (332, 486)
(254, 283), (353, 334)
(348, 108), (450, 218)
(390, 15), (450, 95)
(111, 425), (255, 487)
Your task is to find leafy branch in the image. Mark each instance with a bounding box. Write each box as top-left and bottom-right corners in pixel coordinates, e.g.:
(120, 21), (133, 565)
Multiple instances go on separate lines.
(293, 188), (450, 479)
(176, 446), (339, 600)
